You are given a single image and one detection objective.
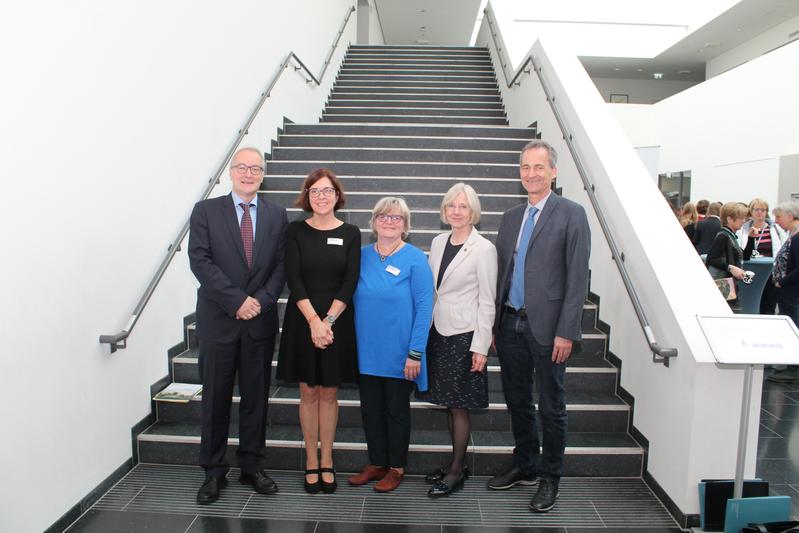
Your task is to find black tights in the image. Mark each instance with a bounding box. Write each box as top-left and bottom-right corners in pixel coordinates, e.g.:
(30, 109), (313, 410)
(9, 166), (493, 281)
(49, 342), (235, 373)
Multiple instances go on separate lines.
(444, 408), (470, 485)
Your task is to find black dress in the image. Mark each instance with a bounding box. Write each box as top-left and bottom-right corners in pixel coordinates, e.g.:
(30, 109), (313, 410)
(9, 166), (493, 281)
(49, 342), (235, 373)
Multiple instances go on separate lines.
(277, 221), (361, 386)
(416, 238), (489, 409)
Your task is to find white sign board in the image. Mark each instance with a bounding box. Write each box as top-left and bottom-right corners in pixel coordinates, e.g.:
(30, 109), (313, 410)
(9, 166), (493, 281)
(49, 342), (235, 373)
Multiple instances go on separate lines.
(697, 315), (799, 365)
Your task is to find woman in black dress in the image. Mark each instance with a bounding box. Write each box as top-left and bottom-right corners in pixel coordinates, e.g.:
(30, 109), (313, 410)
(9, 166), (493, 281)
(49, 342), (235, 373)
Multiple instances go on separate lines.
(416, 183), (497, 497)
(277, 168), (360, 494)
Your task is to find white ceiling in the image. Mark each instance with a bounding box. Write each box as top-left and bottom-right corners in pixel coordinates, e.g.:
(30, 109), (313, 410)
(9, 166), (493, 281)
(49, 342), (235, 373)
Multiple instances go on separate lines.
(373, 0), (799, 81)
(374, 0), (482, 45)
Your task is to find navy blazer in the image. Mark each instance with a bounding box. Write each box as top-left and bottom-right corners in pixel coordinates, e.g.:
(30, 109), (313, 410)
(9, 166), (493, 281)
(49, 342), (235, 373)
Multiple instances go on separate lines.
(494, 193), (591, 345)
(188, 193), (288, 343)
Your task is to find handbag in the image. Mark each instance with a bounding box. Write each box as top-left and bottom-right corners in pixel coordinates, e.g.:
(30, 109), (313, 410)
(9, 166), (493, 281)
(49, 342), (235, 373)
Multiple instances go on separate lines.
(741, 521), (799, 532)
(715, 277), (737, 301)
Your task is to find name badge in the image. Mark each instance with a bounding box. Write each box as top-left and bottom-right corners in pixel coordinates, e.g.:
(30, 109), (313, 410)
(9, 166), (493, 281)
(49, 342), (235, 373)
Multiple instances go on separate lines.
(327, 238), (344, 246)
(385, 265), (400, 276)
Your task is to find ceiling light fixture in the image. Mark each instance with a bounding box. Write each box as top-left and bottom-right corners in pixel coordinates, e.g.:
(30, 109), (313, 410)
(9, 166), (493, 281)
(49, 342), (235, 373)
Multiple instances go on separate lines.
(653, 72), (664, 79)
(677, 69), (692, 75)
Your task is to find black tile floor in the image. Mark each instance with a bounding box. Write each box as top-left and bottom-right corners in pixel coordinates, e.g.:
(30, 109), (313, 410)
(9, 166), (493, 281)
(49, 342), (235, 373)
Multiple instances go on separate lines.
(62, 373), (799, 533)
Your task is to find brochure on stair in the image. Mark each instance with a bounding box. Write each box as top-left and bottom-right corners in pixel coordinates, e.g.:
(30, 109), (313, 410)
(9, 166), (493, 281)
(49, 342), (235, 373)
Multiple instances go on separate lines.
(153, 383), (202, 403)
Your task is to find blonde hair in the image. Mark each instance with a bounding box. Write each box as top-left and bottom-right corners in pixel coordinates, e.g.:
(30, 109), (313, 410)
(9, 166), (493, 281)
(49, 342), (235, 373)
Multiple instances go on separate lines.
(720, 202), (749, 224)
(679, 202), (698, 228)
(370, 197), (411, 240)
(440, 183), (481, 225)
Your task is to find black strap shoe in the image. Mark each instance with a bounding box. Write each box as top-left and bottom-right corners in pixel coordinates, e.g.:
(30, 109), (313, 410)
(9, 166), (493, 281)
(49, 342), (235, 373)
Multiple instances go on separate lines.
(320, 467), (337, 494)
(240, 470), (279, 495)
(197, 475), (227, 505)
(425, 464), (469, 484)
(529, 478), (559, 512)
(304, 469), (321, 494)
(487, 466), (538, 490)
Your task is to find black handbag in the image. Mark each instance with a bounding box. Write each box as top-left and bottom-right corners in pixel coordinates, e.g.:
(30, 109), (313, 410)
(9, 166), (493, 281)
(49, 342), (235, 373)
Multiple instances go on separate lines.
(741, 521), (799, 533)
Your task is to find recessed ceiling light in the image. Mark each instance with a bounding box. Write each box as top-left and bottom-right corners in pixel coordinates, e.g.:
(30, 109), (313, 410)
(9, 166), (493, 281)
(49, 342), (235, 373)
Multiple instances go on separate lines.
(653, 72), (664, 79)
(704, 41), (720, 48)
(637, 68), (643, 72)
(614, 67), (621, 71)
(677, 69), (692, 75)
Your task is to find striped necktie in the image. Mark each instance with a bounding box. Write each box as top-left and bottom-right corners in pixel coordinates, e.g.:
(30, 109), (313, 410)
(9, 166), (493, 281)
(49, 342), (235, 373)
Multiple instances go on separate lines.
(240, 203), (253, 269)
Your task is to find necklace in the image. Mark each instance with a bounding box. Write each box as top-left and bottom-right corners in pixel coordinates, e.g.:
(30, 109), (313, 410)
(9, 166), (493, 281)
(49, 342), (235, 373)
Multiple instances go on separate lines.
(376, 240), (401, 261)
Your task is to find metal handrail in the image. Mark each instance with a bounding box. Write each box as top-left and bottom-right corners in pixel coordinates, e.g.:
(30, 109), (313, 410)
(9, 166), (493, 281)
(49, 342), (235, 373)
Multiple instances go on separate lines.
(99, 6), (356, 353)
(483, 8), (678, 365)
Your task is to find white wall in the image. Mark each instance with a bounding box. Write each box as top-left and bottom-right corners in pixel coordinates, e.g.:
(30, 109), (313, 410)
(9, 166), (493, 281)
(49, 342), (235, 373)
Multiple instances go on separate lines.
(369, 0), (387, 45)
(592, 77), (699, 104)
(611, 40), (799, 209)
(779, 154), (799, 203)
(480, 2), (762, 519)
(0, 1), (355, 531)
(707, 13), (799, 78)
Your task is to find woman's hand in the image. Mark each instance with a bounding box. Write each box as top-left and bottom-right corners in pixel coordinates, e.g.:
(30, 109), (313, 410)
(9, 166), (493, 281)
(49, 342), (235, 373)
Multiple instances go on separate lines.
(470, 352), (487, 372)
(404, 358), (421, 381)
(309, 317), (334, 349)
(729, 265), (746, 280)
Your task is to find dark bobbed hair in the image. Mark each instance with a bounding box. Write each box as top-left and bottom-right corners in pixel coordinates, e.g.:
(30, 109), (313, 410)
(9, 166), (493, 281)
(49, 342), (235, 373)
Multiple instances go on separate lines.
(295, 168), (346, 212)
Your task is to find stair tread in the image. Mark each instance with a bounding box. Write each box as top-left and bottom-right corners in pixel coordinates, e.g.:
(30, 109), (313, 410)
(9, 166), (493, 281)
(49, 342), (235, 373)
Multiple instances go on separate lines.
(140, 420), (641, 451)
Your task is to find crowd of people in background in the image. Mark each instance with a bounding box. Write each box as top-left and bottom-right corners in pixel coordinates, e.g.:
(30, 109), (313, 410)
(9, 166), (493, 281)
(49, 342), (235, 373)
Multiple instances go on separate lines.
(676, 197), (799, 382)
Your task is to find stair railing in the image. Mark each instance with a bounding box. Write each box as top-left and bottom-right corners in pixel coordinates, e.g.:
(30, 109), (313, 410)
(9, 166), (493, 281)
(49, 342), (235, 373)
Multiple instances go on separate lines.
(483, 8), (678, 365)
(99, 5), (355, 353)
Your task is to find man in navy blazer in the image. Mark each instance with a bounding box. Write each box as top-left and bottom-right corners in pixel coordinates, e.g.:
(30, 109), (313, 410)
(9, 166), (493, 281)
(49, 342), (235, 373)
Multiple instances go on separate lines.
(489, 140), (590, 513)
(189, 147), (288, 504)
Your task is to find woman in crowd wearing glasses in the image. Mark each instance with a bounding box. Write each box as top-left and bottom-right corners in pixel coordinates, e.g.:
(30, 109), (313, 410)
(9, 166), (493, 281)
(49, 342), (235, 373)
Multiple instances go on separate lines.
(416, 183), (497, 497)
(348, 197), (434, 493)
(277, 168), (360, 495)
(737, 198), (786, 314)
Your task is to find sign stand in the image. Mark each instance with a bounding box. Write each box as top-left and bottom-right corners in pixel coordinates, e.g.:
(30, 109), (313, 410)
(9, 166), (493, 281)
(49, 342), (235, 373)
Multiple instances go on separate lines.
(697, 314), (799, 499)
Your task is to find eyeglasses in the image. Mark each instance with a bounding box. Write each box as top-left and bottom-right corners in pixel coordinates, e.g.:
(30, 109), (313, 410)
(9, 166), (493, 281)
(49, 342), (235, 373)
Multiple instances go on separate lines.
(231, 164), (264, 175)
(376, 214), (403, 223)
(308, 187), (337, 198)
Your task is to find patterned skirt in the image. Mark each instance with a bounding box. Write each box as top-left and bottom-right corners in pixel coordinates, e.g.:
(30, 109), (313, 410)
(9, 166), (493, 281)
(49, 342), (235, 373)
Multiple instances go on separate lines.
(415, 326), (488, 409)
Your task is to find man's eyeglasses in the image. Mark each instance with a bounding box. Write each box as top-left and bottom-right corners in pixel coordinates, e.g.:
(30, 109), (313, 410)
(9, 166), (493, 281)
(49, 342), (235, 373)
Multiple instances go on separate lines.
(231, 164), (264, 175)
(376, 214), (403, 223)
(308, 187), (337, 198)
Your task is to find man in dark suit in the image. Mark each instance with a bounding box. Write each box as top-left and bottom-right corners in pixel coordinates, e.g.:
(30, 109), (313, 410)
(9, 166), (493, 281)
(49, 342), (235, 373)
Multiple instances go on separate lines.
(489, 140), (590, 513)
(188, 146), (288, 504)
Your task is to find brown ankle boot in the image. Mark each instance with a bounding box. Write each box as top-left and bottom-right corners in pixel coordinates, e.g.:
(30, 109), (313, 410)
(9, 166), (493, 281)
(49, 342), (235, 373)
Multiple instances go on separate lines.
(348, 465), (389, 486)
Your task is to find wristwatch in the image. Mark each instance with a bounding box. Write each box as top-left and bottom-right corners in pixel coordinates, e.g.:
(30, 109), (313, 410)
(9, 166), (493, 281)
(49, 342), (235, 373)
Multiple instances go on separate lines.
(324, 314), (337, 326)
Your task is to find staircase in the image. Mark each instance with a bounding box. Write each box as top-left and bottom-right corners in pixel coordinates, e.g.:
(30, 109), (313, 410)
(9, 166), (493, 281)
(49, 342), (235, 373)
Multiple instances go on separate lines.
(138, 45), (644, 480)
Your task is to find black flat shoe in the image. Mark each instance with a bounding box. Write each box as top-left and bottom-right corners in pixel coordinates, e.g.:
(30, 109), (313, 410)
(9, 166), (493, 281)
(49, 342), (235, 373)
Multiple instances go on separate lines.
(425, 464), (469, 484)
(304, 469), (321, 494)
(320, 467), (337, 494)
(428, 471), (466, 498)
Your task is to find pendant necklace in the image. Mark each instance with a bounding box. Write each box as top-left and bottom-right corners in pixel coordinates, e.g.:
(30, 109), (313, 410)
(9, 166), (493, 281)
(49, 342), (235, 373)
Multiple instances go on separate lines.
(376, 240), (401, 262)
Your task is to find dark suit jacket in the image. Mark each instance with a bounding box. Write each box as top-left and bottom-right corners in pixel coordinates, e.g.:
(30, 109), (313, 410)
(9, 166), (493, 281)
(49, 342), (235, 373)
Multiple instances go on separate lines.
(494, 193), (591, 345)
(188, 193), (288, 343)
(693, 216), (721, 255)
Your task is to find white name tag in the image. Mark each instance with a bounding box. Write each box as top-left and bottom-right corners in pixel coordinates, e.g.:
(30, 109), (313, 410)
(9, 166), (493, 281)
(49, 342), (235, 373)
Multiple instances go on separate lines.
(327, 238), (344, 246)
(385, 265), (400, 276)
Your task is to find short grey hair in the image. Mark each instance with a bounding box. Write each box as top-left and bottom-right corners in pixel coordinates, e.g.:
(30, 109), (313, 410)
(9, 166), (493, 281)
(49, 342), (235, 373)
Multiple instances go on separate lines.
(773, 202), (799, 220)
(230, 146), (264, 167)
(520, 139), (558, 168)
(440, 182), (481, 225)
(370, 196), (411, 240)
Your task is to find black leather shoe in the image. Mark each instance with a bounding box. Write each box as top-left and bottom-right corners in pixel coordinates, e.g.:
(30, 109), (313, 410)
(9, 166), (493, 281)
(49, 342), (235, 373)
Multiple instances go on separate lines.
(529, 478), (559, 512)
(487, 466), (538, 490)
(427, 470), (466, 498)
(320, 467), (337, 494)
(240, 470), (278, 495)
(197, 475), (227, 504)
(425, 464), (470, 484)
(304, 469), (321, 494)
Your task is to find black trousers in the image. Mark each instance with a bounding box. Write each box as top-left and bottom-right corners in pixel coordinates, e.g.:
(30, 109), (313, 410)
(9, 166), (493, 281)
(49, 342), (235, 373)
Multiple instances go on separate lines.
(198, 332), (276, 478)
(358, 374), (414, 468)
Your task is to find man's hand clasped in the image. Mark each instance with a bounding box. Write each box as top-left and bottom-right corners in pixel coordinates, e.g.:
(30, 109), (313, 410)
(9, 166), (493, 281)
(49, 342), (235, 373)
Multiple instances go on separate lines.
(236, 296), (261, 320)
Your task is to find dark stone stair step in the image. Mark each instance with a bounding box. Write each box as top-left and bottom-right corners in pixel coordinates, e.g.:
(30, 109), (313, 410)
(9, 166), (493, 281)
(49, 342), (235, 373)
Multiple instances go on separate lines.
(329, 92), (501, 102)
(264, 175), (522, 195)
(321, 115), (508, 126)
(338, 74), (497, 83)
(331, 86), (500, 95)
(340, 65), (495, 73)
(265, 161), (517, 178)
(283, 123), (533, 138)
(258, 190), (526, 211)
(324, 107), (505, 118)
(276, 135), (527, 151)
(327, 100), (504, 109)
(270, 148), (517, 164)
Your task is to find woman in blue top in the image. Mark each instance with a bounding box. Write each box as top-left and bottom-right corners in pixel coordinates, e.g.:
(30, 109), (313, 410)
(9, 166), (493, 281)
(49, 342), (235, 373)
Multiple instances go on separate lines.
(348, 197), (434, 493)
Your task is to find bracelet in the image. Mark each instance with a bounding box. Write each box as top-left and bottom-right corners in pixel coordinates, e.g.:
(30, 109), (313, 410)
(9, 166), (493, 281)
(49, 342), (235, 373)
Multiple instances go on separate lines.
(325, 314), (337, 326)
(408, 349), (422, 361)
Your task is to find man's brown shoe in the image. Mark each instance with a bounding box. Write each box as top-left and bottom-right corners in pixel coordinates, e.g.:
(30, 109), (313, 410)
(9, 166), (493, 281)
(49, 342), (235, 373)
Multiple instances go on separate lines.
(348, 465), (389, 486)
(374, 468), (404, 493)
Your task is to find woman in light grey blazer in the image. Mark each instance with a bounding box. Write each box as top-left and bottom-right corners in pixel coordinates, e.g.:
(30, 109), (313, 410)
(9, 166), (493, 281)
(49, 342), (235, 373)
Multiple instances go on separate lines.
(417, 183), (497, 498)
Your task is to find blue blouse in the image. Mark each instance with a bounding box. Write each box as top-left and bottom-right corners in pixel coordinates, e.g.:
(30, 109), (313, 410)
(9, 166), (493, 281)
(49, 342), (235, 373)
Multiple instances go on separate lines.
(353, 243), (434, 391)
